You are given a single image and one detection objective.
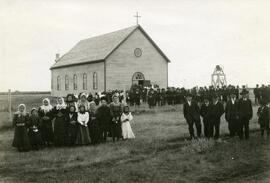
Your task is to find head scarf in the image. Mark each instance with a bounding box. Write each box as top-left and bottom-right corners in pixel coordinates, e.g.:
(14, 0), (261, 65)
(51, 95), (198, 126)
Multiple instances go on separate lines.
(56, 97), (67, 110)
(77, 93), (89, 110)
(40, 98), (53, 113)
(16, 104), (27, 116)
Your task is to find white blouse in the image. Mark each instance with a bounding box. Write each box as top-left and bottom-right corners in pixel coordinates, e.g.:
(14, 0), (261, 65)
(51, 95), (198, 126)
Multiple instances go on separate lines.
(77, 112), (89, 126)
(121, 112), (133, 123)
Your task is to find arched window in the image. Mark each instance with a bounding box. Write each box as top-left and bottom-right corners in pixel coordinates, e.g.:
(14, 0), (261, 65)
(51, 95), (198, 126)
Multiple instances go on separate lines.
(57, 76), (61, 91)
(83, 73), (87, 90)
(73, 74), (77, 90)
(93, 72), (98, 90)
(65, 75), (69, 90)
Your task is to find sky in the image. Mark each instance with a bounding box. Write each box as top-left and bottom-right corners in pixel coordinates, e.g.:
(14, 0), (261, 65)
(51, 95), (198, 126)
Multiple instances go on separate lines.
(1, 0), (270, 91)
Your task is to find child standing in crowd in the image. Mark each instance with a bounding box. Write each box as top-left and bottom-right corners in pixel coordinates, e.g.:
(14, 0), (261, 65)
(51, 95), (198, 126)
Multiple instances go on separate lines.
(96, 97), (111, 142)
(53, 97), (67, 146)
(110, 94), (123, 141)
(38, 98), (54, 146)
(28, 108), (43, 150)
(65, 106), (78, 146)
(76, 105), (91, 145)
(12, 104), (31, 152)
(121, 105), (135, 140)
(257, 100), (270, 139)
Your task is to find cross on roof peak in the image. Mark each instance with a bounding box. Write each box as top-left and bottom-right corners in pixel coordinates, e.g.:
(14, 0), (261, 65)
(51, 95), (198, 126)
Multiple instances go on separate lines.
(134, 12), (141, 25)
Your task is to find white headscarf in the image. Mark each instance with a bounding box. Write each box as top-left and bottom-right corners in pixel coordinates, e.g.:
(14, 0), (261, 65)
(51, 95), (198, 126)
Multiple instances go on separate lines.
(40, 98), (53, 113)
(78, 93), (89, 110)
(56, 97), (67, 110)
(16, 104), (27, 116)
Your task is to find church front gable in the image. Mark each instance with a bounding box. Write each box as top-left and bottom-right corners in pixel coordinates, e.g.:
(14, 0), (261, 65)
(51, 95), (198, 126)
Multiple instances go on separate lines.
(105, 28), (168, 91)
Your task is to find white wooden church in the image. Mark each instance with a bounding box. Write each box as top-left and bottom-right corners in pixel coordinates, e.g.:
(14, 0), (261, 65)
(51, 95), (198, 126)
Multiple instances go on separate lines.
(50, 25), (170, 96)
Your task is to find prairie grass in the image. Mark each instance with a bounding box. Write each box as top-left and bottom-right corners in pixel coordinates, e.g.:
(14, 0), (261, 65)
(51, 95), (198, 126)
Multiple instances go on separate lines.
(0, 95), (269, 183)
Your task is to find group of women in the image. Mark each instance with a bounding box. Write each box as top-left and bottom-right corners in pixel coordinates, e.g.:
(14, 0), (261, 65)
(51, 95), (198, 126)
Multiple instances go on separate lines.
(12, 93), (135, 152)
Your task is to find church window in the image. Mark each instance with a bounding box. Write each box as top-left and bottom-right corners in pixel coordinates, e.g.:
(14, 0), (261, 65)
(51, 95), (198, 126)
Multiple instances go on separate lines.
(93, 72), (98, 90)
(57, 76), (61, 91)
(65, 75), (69, 90)
(83, 73), (87, 90)
(73, 74), (77, 90)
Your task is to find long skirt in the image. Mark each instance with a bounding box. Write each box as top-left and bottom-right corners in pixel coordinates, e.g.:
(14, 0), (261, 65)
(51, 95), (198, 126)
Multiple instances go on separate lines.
(28, 129), (43, 150)
(67, 124), (78, 146)
(12, 127), (31, 151)
(76, 125), (91, 145)
(121, 122), (135, 139)
(40, 119), (54, 145)
(88, 123), (101, 144)
(54, 116), (67, 146)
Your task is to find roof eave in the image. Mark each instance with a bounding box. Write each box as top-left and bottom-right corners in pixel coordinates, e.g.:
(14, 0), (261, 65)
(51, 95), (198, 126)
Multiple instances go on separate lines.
(50, 59), (105, 70)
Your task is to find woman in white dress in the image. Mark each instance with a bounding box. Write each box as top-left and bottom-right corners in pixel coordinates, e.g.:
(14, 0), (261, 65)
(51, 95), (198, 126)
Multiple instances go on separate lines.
(121, 105), (135, 139)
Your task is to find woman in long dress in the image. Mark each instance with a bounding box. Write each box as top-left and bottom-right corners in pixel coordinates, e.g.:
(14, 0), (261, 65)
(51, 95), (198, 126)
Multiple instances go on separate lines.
(38, 98), (54, 146)
(53, 97), (67, 146)
(88, 102), (100, 144)
(12, 104), (32, 152)
(28, 108), (43, 150)
(121, 105), (135, 139)
(65, 105), (78, 146)
(109, 94), (123, 141)
(76, 105), (91, 145)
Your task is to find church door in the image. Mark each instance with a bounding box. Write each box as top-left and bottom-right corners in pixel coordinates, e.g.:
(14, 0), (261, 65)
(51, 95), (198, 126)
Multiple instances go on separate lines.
(132, 72), (145, 86)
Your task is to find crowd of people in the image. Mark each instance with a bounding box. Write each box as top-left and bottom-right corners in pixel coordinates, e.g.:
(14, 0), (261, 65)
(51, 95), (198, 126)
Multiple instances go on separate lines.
(12, 93), (135, 152)
(12, 84), (270, 152)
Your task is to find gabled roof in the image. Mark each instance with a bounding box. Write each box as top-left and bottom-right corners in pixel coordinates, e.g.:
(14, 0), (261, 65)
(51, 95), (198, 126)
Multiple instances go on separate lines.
(50, 25), (170, 69)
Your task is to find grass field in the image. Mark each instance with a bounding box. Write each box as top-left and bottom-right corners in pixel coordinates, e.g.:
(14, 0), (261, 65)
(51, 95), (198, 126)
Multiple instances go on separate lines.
(0, 94), (270, 183)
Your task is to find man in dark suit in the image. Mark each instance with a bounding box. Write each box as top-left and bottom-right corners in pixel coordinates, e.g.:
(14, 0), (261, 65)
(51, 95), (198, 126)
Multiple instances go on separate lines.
(225, 93), (239, 137)
(200, 97), (212, 138)
(253, 84), (260, 105)
(209, 94), (224, 140)
(238, 89), (253, 139)
(183, 94), (201, 139)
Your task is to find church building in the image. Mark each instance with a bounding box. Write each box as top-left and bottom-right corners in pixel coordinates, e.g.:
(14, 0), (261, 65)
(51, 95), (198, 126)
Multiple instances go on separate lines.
(50, 25), (170, 97)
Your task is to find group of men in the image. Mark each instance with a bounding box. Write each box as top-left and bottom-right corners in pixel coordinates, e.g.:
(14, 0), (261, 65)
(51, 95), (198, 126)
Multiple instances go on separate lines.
(125, 84), (242, 108)
(183, 89), (253, 140)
